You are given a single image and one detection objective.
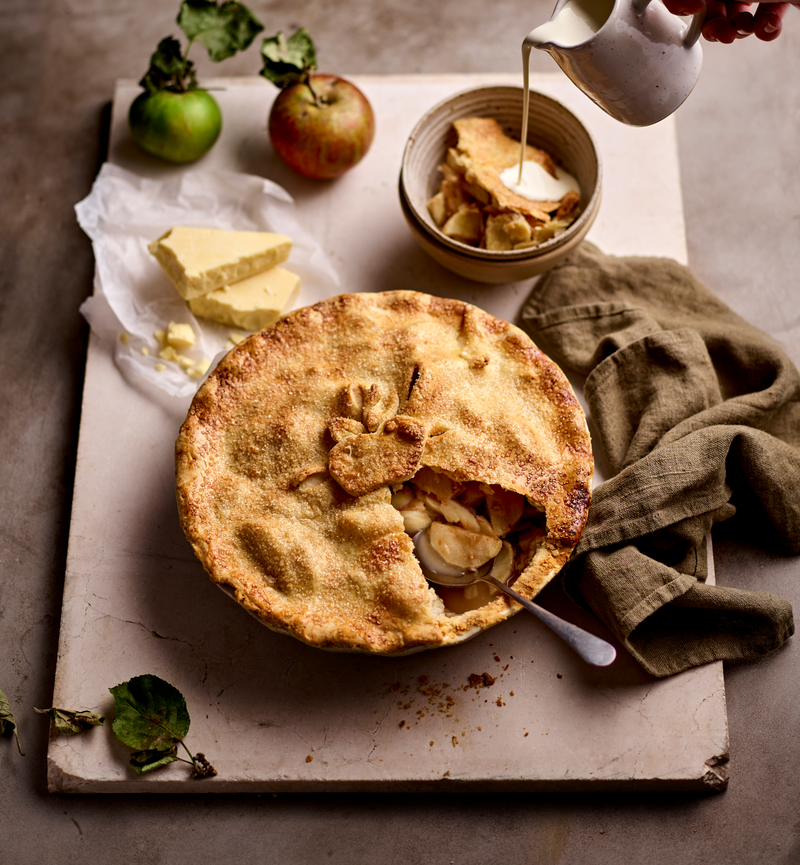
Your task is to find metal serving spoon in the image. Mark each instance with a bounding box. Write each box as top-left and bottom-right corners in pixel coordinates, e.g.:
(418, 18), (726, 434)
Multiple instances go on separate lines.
(413, 528), (616, 667)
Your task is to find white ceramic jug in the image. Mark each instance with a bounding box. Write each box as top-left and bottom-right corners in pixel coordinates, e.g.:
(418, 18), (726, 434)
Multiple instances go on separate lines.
(527, 0), (704, 126)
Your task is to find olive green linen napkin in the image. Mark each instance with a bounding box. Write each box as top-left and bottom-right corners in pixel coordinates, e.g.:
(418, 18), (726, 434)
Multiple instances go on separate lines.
(520, 242), (798, 677)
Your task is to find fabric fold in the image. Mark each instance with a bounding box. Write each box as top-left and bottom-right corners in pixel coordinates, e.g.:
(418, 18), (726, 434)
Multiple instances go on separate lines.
(520, 242), (799, 677)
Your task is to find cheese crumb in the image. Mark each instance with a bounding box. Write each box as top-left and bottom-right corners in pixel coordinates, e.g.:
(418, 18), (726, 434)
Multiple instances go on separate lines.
(158, 346), (180, 362)
(188, 359), (211, 378)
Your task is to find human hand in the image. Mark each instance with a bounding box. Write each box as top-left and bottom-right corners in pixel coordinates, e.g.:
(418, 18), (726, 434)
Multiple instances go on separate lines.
(662, 0), (791, 42)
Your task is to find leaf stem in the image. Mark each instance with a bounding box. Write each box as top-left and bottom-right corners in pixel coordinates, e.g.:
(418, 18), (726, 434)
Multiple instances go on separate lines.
(177, 736), (199, 768)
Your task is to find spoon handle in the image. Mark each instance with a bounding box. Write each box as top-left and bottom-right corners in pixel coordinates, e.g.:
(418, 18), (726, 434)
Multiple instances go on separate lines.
(485, 576), (617, 667)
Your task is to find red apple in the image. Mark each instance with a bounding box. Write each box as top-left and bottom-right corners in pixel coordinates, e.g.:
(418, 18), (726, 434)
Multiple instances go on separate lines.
(268, 73), (375, 180)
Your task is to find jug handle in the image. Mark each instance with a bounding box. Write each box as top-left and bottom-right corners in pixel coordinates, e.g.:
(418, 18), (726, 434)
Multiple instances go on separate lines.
(682, 1), (705, 46)
(633, 0), (705, 47)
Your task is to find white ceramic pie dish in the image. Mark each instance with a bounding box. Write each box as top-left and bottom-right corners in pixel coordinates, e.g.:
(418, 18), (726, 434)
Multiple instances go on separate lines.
(399, 85), (602, 284)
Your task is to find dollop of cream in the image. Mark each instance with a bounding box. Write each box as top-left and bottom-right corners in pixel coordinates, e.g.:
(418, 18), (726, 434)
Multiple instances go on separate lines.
(500, 161), (580, 202)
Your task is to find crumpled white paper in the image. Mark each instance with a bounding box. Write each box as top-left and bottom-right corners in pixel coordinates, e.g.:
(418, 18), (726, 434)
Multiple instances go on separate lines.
(76, 162), (339, 398)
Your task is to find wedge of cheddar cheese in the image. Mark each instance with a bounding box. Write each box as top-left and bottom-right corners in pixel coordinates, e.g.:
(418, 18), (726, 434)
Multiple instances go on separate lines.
(188, 267), (301, 330)
(148, 227), (293, 300)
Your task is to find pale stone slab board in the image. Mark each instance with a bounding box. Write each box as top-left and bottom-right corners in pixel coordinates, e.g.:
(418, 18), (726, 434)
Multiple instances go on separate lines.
(48, 74), (728, 792)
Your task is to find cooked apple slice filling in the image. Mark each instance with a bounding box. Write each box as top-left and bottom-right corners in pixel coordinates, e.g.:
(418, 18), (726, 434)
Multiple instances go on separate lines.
(391, 467), (547, 612)
(486, 487), (525, 537)
(428, 522), (502, 570)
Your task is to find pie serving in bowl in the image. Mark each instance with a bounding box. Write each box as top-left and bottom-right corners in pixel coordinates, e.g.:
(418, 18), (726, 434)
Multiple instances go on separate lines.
(176, 290), (593, 654)
(399, 86), (601, 284)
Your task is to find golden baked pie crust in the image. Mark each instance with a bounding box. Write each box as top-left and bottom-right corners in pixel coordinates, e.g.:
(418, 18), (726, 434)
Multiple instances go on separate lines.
(176, 291), (593, 654)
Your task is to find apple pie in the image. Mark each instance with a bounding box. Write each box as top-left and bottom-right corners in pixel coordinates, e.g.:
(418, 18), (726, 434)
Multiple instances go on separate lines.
(175, 290), (593, 654)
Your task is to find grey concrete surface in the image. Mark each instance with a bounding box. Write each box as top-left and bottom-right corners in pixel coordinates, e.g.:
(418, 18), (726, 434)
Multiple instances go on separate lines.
(1, 1), (799, 863)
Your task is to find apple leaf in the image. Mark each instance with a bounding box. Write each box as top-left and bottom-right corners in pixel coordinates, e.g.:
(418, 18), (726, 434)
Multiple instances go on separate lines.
(138, 1), (262, 94)
(110, 674), (190, 752)
(34, 706), (105, 736)
(140, 36), (199, 94)
(0, 687), (24, 756)
(130, 745), (179, 775)
(178, 0), (264, 62)
(110, 674), (216, 779)
(260, 27), (317, 90)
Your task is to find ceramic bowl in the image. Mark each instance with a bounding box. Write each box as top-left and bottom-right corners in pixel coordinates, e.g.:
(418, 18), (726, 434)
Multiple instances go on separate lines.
(399, 85), (601, 284)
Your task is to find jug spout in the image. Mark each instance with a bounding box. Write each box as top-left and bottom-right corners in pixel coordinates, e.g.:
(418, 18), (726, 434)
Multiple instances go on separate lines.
(525, 0), (615, 51)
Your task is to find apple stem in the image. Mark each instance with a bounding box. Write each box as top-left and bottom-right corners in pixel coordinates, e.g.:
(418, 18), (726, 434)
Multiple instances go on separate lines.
(176, 39), (196, 92)
(304, 74), (322, 108)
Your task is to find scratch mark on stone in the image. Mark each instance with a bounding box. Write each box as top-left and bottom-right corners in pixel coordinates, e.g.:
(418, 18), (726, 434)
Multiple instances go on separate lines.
(365, 691), (396, 763)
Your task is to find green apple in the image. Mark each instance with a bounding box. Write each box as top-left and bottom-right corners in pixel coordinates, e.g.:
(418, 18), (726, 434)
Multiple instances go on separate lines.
(129, 88), (222, 165)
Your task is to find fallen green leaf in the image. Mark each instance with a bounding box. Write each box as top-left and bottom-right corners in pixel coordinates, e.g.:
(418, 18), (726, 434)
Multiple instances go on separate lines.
(110, 675), (216, 779)
(34, 707), (105, 736)
(130, 745), (179, 775)
(110, 674), (190, 752)
(0, 687), (24, 755)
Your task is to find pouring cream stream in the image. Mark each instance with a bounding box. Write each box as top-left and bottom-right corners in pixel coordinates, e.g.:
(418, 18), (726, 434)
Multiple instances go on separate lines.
(513, 0), (612, 190)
